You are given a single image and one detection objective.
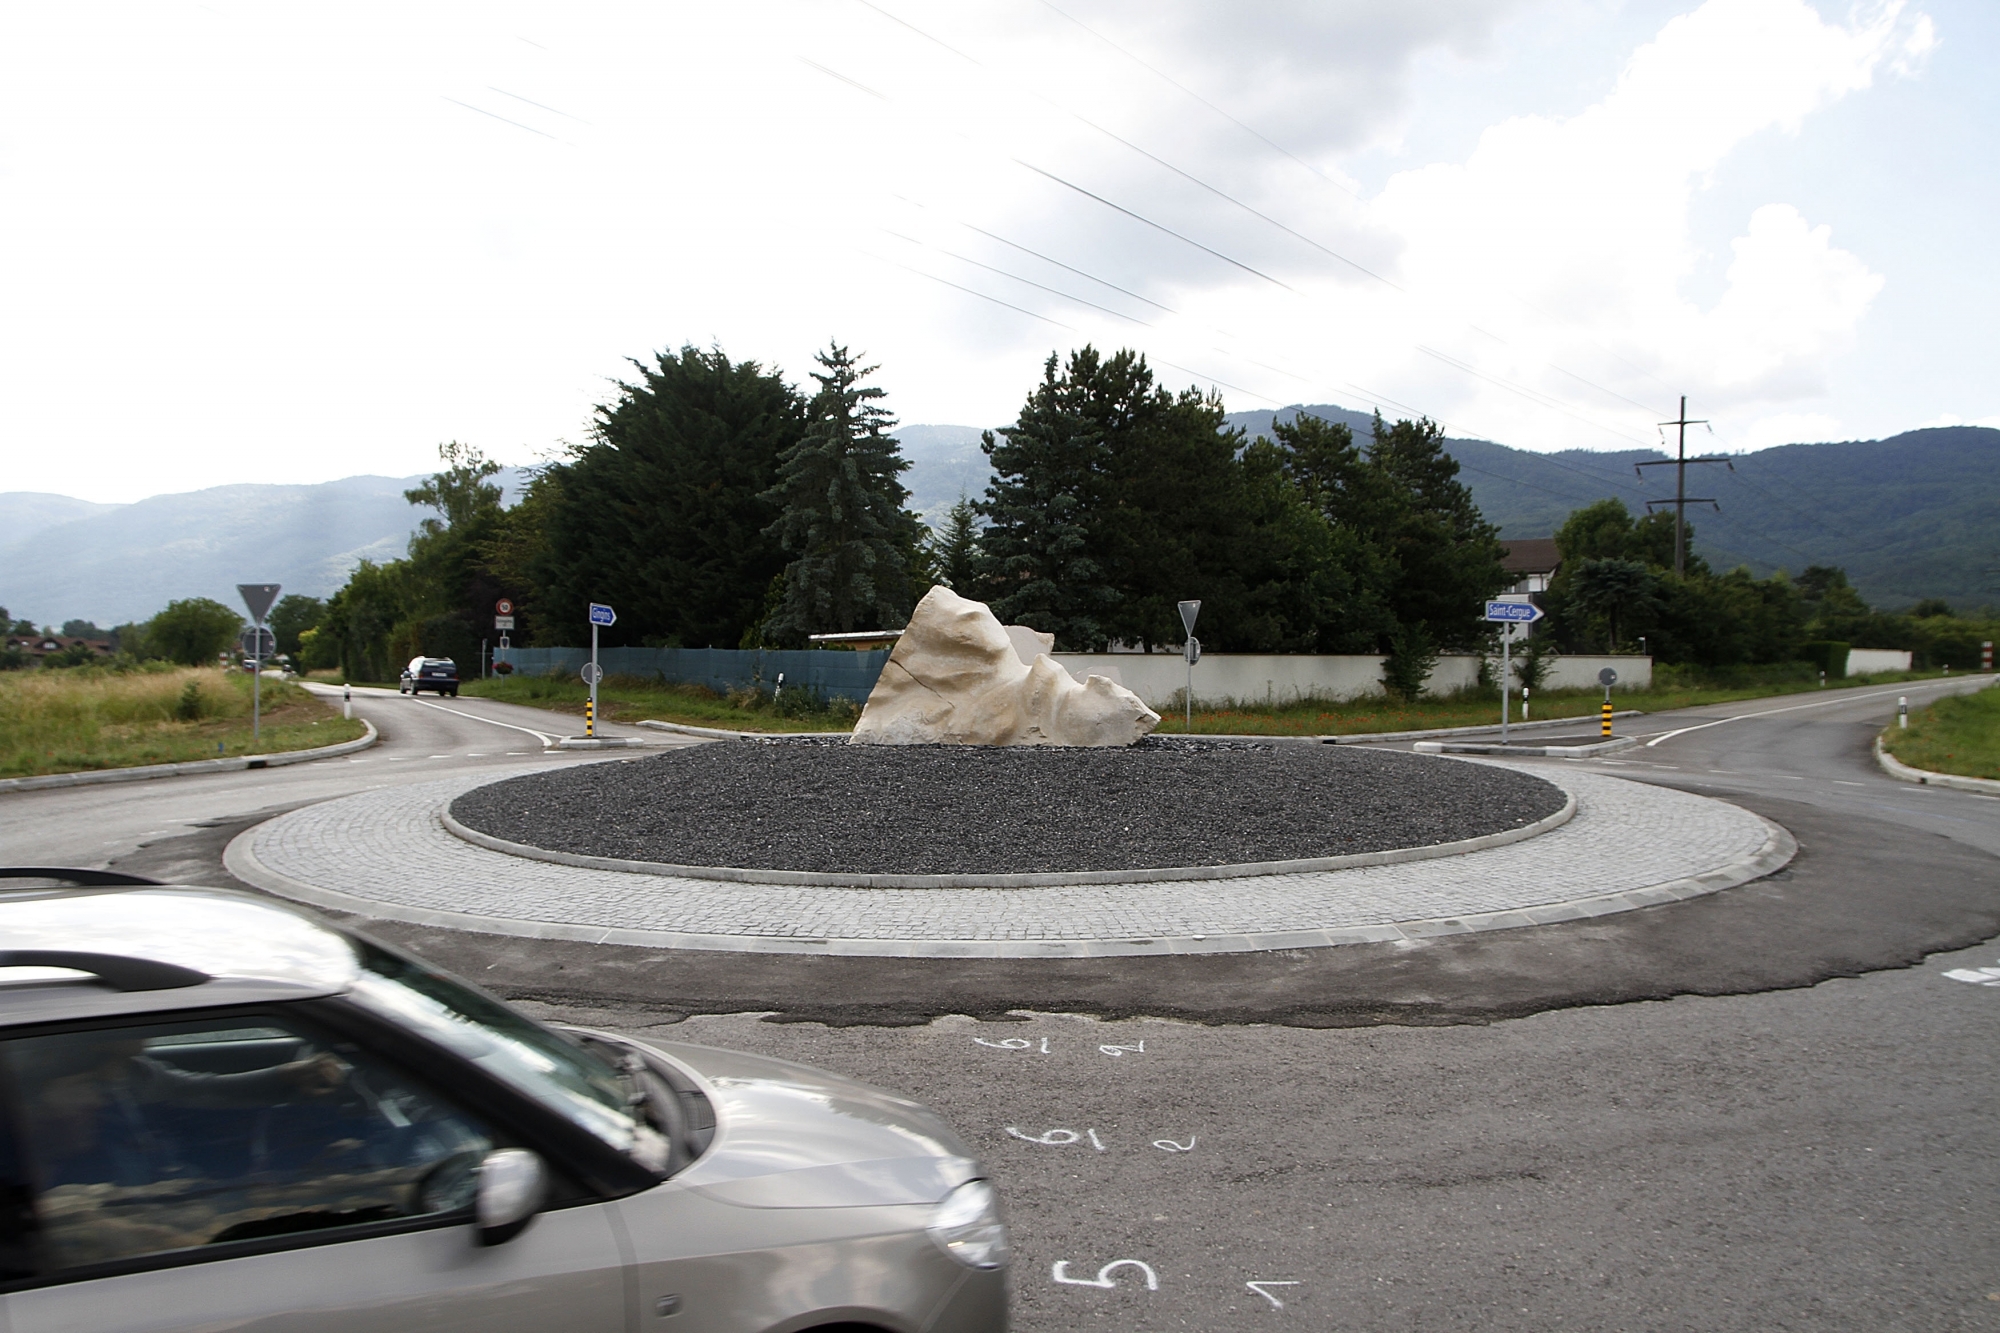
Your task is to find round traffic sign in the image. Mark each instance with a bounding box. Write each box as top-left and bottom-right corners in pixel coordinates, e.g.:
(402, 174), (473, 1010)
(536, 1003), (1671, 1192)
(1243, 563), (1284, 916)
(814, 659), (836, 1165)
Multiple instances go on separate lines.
(580, 662), (603, 685)
(1598, 667), (1619, 686)
(496, 598), (514, 615)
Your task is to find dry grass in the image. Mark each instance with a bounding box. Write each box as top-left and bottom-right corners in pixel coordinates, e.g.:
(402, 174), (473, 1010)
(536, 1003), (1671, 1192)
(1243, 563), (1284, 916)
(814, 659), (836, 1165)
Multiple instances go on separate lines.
(0, 667), (365, 778)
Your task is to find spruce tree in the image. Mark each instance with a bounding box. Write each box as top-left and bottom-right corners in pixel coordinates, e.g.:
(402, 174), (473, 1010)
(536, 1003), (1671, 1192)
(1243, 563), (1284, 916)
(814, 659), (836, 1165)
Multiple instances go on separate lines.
(929, 493), (982, 592)
(761, 343), (925, 642)
(977, 349), (1122, 649)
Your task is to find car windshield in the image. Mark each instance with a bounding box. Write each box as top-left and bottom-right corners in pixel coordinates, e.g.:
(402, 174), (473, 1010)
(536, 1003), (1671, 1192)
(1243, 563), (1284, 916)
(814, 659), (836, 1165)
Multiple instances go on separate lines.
(342, 940), (640, 1154)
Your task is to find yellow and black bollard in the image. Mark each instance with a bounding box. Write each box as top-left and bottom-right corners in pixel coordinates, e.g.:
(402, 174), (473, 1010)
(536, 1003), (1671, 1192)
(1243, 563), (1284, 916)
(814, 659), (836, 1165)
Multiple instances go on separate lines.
(585, 698), (595, 738)
(1600, 698), (1613, 738)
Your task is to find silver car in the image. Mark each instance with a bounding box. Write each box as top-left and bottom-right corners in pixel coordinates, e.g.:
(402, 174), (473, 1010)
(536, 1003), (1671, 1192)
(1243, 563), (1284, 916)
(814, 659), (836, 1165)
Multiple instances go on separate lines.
(0, 870), (1010, 1331)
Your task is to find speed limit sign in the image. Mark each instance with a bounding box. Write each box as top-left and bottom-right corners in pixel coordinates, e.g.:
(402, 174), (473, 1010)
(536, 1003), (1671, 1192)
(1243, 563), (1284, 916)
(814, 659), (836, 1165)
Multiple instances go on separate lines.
(496, 598), (514, 615)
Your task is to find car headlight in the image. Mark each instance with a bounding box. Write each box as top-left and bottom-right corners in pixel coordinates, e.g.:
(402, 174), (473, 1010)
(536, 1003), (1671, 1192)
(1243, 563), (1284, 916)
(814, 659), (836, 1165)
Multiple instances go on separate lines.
(928, 1179), (1010, 1270)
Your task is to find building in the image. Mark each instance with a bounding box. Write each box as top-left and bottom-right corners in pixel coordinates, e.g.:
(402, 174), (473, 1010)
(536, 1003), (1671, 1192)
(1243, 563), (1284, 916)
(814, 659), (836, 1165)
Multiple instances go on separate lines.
(4, 633), (115, 664)
(1499, 538), (1561, 595)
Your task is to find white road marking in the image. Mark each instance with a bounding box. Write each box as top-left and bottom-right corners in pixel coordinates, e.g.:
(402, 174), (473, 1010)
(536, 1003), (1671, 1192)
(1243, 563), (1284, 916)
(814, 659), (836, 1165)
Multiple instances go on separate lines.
(1053, 1260), (1159, 1291)
(1833, 780), (1867, 786)
(1943, 965), (2000, 986)
(403, 696), (560, 746)
(1643, 680), (1980, 749)
(1247, 1280), (1301, 1309)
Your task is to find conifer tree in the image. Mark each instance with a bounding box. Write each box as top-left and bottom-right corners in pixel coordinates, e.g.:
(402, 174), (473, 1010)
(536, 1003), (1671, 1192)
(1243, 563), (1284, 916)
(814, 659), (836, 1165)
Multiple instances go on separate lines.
(928, 494), (982, 592)
(761, 343), (924, 642)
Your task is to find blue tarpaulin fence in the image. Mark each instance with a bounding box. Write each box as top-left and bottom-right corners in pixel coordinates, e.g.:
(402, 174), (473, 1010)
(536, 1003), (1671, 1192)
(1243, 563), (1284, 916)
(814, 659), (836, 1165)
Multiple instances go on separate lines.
(496, 646), (891, 703)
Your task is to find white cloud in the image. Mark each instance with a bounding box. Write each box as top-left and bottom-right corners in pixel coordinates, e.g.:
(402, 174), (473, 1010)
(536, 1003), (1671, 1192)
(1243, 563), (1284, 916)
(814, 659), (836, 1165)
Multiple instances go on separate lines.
(1730, 411), (1845, 450)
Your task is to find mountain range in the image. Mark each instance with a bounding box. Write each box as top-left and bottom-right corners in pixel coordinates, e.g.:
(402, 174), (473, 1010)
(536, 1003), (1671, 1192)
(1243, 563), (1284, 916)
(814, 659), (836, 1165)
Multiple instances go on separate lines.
(3, 416), (1993, 626)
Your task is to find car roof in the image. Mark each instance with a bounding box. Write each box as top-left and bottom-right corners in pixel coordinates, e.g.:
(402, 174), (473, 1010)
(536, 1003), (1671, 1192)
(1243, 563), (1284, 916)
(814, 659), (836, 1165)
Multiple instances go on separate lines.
(0, 884), (360, 1027)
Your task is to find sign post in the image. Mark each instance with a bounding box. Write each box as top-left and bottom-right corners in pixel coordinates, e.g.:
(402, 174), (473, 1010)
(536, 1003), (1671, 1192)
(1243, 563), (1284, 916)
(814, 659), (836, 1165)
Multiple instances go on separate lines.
(1483, 599), (1544, 745)
(1177, 600), (1202, 733)
(586, 603), (616, 737)
(237, 583), (281, 742)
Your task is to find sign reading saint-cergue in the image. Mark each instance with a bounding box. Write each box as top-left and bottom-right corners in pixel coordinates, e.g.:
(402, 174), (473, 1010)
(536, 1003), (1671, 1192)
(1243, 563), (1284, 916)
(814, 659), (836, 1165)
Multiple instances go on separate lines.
(588, 603), (617, 627)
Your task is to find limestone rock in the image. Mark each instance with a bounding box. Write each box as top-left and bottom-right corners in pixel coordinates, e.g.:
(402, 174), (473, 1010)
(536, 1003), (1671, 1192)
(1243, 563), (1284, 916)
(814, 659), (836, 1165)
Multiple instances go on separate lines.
(852, 587), (1160, 746)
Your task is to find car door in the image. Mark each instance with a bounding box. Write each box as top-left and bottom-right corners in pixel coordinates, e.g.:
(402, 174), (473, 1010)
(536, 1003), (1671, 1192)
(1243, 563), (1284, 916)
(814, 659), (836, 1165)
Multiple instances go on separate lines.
(0, 1013), (629, 1333)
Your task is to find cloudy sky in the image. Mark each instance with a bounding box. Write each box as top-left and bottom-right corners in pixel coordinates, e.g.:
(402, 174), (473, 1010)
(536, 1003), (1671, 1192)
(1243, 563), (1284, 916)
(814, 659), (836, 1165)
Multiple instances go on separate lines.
(2, 0), (1989, 502)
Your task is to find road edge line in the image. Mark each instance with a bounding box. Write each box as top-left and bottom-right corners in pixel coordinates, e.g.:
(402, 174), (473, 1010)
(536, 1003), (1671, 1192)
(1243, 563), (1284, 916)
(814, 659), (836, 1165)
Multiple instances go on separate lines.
(0, 720), (378, 796)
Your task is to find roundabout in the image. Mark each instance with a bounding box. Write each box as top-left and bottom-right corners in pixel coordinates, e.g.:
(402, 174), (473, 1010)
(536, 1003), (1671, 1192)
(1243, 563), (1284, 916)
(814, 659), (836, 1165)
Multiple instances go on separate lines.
(225, 750), (1792, 958)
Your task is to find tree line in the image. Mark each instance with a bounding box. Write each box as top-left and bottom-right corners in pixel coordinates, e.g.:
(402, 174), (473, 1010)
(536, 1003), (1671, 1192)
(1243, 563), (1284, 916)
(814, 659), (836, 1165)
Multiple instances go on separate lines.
(1535, 498), (1997, 672)
(284, 341), (1511, 691)
(33, 335), (1968, 689)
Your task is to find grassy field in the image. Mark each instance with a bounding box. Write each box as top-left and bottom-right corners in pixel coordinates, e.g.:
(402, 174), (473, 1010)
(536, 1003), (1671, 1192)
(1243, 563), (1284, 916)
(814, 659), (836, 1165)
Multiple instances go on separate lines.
(1882, 682), (2000, 780)
(0, 667), (365, 778)
(459, 673), (857, 733)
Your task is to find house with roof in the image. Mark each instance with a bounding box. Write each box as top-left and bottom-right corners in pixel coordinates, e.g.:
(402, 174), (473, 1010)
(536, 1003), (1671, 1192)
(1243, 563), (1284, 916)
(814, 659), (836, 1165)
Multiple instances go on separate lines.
(1499, 537), (1560, 595)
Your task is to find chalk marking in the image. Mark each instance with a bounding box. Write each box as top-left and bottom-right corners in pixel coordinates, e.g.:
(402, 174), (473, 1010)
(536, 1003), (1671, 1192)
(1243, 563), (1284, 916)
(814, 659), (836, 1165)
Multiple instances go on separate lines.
(1087, 1128), (1105, 1151)
(1007, 1127), (1081, 1145)
(1099, 1041), (1145, 1057)
(1053, 1259), (1159, 1291)
(1943, 966), (2000, 986)
(1247, 1280), (1301, 1309)
(975, 1037), (1032, 1050)
(1040, 1036), (1050, 1053)
(1153, 1136), (1196, 1152)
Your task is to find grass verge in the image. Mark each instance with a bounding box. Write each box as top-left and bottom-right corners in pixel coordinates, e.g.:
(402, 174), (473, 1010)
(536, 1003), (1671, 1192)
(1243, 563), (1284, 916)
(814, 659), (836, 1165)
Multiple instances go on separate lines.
(1155, 667), (1955, 736)
(460, 673), (857, 733)
(0, 667), (366, 778)
(1882, 682), (2000, 780)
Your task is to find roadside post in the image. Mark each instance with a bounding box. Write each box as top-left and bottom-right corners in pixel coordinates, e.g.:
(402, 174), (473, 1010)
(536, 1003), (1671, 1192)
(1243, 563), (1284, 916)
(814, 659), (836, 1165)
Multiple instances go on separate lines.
(1178, 600), (1202, 732)
(586, 602), (615, 738)
(1898, 696), (1908, 729)
(1984, 641), (1993, 672)
(1599, 667), (1618, 738)
(343, 684), (352, 721)
(236, 583), (281, 742)
(1484, 598), (1544, 745)
(494, 600), (515, 676)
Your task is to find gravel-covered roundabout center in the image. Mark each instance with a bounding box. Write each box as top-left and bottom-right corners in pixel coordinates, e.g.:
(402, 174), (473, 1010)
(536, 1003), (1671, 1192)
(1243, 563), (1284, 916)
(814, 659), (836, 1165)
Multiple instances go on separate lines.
(446, 738), (1571, 885)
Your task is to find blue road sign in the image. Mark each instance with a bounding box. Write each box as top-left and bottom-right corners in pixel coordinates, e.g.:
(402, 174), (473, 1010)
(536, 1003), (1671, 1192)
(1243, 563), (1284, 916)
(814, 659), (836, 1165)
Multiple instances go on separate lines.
(1484, 600), (1544, 623)
(588, 602), (617, 627)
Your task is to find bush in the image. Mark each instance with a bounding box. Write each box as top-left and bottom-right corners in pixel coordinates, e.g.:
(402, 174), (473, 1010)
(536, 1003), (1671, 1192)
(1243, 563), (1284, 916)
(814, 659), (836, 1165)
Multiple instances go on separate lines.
(1798, 640), (1850, 679)
(174, 680), (204, 721)
(1381, 624), (1440, 702)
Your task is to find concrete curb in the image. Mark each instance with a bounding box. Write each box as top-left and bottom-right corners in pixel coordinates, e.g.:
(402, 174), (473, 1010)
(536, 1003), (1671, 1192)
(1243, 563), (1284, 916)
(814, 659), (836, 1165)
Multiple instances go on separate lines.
(636, 720), (838, 741)
(1874, 734), (2000, 796)
(1326, 712), (1642, 745)
(0, 720), (378, 795)
(436, 786), (1578, 889)
(553, 736), (651, 750)
(224, 794), (1795, 959)
(1412, 735), (1640, 759)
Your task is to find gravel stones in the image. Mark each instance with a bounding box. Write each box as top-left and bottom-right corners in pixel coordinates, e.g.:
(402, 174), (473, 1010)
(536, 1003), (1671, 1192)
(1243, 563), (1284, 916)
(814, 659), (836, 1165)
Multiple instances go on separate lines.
(449, 739), (1566, 876)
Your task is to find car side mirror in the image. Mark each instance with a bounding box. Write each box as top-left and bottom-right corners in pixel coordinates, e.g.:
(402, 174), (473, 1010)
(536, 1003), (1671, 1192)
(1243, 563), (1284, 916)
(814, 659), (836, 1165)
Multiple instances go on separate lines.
(474, 1148), (547, 1246)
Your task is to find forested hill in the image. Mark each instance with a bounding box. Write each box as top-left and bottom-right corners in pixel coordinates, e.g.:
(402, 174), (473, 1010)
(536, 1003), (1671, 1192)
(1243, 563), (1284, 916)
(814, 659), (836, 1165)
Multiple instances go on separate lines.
(1224, 407), (2000, 609)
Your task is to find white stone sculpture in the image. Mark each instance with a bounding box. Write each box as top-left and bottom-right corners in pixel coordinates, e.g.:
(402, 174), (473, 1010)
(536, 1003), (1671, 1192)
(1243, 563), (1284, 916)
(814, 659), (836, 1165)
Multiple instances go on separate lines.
(851, 587), (1160, 747)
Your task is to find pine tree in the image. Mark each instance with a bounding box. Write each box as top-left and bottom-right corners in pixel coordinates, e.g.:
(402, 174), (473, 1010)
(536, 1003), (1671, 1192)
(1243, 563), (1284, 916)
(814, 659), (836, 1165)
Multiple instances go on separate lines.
(761, 343), (924, 642)
(929, 493), (982, 592)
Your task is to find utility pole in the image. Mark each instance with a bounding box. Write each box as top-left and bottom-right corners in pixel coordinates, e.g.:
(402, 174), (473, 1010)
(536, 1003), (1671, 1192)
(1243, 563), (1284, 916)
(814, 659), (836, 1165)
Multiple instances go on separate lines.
(1635, 396), (1731, 577)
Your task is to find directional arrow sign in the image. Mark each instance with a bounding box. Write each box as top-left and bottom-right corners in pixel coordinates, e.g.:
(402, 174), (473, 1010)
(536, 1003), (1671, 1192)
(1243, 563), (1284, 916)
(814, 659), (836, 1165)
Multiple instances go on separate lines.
(588, 602), (616, 627)
(1484, 600), (1544, 623)
(238, 583), (282, 624)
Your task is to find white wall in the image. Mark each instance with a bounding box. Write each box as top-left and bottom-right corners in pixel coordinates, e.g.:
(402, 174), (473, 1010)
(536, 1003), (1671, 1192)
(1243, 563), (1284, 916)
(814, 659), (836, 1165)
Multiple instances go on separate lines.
(1051, 652), (1652, 707)
(1846, 648), (1912, 675)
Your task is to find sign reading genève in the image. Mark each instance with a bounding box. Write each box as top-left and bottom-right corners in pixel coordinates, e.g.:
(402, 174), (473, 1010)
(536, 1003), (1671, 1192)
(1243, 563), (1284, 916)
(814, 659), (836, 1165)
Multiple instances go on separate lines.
(588, 603), (616, 627)
(1484, 600), (1544, 623)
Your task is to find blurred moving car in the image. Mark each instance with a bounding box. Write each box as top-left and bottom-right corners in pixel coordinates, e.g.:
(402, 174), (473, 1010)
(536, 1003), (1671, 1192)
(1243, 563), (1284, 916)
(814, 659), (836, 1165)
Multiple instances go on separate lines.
(398, 656), (459, 697)
(0, 870), (1010, 1331)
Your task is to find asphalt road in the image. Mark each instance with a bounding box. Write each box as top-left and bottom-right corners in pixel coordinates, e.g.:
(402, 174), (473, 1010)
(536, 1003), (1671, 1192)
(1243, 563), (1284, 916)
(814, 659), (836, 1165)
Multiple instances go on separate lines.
(7, 674), (1998, 1330)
